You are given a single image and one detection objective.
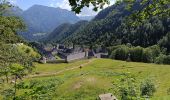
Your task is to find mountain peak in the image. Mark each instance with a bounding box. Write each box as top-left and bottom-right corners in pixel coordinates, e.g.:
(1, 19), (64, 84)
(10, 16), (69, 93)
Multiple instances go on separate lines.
(29, 4), (63, 10)
(19, 4), (80, 41)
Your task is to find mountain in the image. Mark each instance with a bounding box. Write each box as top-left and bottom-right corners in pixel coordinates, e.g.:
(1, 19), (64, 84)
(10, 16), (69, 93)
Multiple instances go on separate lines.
(21, 5), (80, 41)
(78, 16), (94, 21)
(4, 6), (23, 16)
(43, 20), (88, 44)
(7, 5), (80, 41)
(55, 1), (169, 47)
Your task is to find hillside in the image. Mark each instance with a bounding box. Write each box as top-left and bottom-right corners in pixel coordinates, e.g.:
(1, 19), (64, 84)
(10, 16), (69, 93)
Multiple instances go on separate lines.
(54, 2), (169, 47)
(7, 5), (80, 41)
(1, 58), (170, 99)
(16, 43), (40, 58)
(78, 16), (94, 21)
(43, 20), (88, 44)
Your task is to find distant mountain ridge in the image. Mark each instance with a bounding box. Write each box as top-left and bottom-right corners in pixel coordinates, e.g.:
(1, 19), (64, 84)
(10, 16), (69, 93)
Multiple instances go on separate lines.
(7, 5), (80, 41)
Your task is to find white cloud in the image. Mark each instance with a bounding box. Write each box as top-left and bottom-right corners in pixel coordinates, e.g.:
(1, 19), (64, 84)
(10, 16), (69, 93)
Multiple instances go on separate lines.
(50, 0), (71, 10)
(9, 0), (17, 5)
(50, 0), (116, 16)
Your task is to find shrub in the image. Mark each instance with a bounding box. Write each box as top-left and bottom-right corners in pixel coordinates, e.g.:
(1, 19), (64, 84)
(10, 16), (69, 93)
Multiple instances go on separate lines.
(148, 45), (161, 57)
(110, 45), (130, 60)
(110, 45), (129, 60)
(142, 48), (153, 63)
(130, 46), (144, 62)
(155, 54), (170, 64)
(1, 89), (15, 100)
(112, 75), (139, 100)
(109, 45), (163, 64)
(146, 45), (161, 62)
(110, 50), (116, 59)
(155, 54), (166, 64)
(158, 32), (170, 53)
(108, 45), (124, 55)
(140, 78), (156, 97)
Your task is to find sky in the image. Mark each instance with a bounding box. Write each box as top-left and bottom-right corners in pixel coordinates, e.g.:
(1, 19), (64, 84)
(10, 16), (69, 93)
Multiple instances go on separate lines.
(9, 0), (116, 16)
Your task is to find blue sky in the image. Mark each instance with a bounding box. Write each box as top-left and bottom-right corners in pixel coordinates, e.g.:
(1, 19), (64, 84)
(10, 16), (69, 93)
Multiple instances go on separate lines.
(9, 0), (115, 16)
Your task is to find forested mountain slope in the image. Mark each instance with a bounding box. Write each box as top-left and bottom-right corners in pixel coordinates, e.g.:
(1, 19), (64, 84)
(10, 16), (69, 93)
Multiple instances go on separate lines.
(58, 1), (169, 47)
(43, 20), (88, 44)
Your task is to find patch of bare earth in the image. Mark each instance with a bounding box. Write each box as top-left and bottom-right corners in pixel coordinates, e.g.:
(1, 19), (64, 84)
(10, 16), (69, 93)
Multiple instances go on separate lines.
(73, 81), (83, 89)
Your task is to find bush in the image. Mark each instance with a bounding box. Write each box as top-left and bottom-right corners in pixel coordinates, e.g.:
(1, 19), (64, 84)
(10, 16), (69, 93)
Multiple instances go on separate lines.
(140, 78), (156, 97)
(146, 45), (161, 62)
(155, 54), (170, 64)
(110, 45), (130, 60)
(108, 45), (124, 55)
(110, 50), (116, 59)
(158, 32), (170, 53)
(130, 46), (144, 62)
(109, 44), (163, 64)
(142, 48), (153, 63)
(112, 75), (139, 100)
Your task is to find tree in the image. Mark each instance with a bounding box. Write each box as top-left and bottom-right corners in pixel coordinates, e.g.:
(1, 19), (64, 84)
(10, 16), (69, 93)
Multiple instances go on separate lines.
(69, 0), (169, 28)
(10, 63), (25, 99)
(0, 44), (34, 100)
(0, 44), (34, 83)
(0, 0), (12, 15)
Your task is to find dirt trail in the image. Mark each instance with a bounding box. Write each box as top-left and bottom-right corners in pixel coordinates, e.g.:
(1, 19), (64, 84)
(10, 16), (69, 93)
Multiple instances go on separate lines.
(27, 59), (95, 78)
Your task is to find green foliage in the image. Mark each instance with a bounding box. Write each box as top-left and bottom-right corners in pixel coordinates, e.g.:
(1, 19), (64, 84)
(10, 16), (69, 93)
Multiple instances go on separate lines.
(110, 45), (162, 64)
(1, 89), (15, 100)
(112, 75), (140, 100)
(0, 43), (34, 84)
(16, 44), (40, 59)
(158, 32), (170, 53)
(142, 45), (161, 63)
(43, 21), (88, 44)
(68, 0), (170, 22)
(113, 74), (156, 99)
(68, 0), (110, 13)
(14, 78), (64, 100)
(0, 16), (25, 43)
(155, 54), (170, 64)
(142, 48), (153, 63)
(130, 46), (144, 62)
(140, 78), (156, 97)
(110, 45), (130, 60)
(57, 1), (169, 48)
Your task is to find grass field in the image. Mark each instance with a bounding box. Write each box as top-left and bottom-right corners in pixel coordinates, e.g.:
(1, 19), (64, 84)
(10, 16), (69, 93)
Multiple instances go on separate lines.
(1, 58), (170, 100)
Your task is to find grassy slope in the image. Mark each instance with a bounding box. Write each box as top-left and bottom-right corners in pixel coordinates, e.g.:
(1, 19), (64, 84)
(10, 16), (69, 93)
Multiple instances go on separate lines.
(17, 44), (40, 58)
(1, 58), (170, 99)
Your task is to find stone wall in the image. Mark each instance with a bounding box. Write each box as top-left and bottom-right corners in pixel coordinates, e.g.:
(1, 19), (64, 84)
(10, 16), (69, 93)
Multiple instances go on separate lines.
(66, 52), (86, 62)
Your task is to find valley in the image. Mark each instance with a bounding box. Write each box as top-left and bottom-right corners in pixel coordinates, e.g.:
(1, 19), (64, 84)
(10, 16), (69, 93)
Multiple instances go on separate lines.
(0, 0), (170, 100)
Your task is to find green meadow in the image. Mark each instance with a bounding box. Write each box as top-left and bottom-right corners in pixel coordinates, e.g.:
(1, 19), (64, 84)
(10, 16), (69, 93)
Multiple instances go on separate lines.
(1, 58), (170, 100)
